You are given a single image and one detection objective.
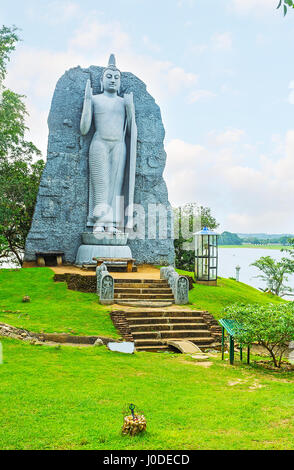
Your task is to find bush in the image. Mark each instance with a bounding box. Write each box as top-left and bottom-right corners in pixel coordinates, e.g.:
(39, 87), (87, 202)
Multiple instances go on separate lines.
(224, 302), (294, 367)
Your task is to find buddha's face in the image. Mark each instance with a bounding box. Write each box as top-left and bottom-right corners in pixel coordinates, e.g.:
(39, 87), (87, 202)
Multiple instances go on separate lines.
(102, 68), (121, 93)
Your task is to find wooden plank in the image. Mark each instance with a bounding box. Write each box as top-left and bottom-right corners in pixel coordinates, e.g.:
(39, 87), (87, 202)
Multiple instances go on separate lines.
(93, 257), (135, 262)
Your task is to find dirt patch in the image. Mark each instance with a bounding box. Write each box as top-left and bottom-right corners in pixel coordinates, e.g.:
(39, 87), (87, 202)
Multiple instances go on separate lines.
(50, 264), (161, 279)
(180, 358), (213, 368)
(248, 381), (264, 391)
(228, 379), (244, 386)
(254, 360), (294, 372)
(0, 322), (116, 346)
(54, 273), (96, 293)
(192, 361), (213, 368)
(228, 378), (265, 390)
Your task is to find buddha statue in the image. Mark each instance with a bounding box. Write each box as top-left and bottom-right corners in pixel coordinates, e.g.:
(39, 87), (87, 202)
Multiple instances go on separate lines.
(80, 54), (137, 233)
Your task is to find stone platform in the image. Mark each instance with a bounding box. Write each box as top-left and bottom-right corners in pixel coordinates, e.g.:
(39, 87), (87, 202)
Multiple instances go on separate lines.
(49, 264), (161, 279)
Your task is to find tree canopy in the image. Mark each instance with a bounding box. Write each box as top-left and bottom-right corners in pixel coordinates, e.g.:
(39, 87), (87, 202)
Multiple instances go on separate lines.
(251, 255), (294, 297)
(224, 302), (294, 368)
(218, 231), (242, 246)
(0, 25), (44, 266)
(174, 203), (219, 271)
(277, 0), (294, 15)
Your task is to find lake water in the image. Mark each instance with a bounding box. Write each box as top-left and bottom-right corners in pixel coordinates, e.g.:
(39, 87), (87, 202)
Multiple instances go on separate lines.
(218, 247), (294, 300)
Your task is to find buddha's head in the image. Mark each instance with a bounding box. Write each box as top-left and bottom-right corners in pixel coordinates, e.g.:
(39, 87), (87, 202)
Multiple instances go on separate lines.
(101, 54), (121, 94)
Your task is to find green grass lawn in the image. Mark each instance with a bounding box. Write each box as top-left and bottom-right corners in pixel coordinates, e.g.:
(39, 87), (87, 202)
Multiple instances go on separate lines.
(0, 268), (119, 338)
(0, 268), (285, 335)
(0, 269), (293, 450)
(176, 270), (285, 318)
(0, 336), (293, 450)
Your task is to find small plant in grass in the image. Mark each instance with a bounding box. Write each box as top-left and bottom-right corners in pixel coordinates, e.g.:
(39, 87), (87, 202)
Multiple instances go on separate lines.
(224, 303), (294, 368)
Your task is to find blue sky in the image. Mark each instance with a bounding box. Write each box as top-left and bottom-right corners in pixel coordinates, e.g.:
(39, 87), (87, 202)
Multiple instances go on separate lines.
(2, 0), (294, 233)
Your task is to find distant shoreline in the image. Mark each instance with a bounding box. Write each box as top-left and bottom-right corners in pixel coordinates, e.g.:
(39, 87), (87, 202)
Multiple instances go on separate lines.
(219, 244), (285, 250)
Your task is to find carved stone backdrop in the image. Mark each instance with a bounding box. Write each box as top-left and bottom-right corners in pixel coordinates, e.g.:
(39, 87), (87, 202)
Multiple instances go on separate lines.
(24, 65), (175, 265)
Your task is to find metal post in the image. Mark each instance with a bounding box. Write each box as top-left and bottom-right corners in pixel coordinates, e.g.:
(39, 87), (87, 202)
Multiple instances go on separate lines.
(221, 327), (225, 360)
(247, 346), (250, 364)
(230, 335), (234, 365)
(235, 265), (241, 282)
(240, 345), (243, 362)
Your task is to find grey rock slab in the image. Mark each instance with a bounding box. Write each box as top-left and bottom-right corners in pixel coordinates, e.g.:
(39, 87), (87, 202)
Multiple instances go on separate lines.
(24, 64), (175, 265)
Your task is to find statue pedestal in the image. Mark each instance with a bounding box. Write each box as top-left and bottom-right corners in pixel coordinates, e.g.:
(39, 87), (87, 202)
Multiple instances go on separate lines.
(75, 232), (132, 265)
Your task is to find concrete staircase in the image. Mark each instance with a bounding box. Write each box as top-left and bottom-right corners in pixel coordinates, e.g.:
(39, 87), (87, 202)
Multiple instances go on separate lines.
(114, 279), (175, 306)
(124, 309), (215, 352)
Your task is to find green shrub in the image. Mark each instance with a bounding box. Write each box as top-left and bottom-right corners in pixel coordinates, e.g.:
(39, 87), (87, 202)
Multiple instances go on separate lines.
(224, 302), (294, 367)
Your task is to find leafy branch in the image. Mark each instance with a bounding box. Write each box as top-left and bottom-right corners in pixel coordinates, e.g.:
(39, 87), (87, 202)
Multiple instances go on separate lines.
(277, 0), (294, 16)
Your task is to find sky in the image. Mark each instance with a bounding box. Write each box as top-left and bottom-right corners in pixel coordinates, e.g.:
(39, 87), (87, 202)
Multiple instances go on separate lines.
(2, 0), (294, 234)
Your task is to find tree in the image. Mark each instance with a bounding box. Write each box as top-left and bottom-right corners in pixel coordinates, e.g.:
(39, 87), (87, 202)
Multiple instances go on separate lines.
(251, 256), (294, 297)
(277, 0), (294, 15)
(281, 238), (294, 269)
(174, 203), (219, 271)
(224, 303), (294, 368)
(0, 159), (44, 265)
(218, 231), (242, 246)
(0, 25), (18, 84)
(279, 236), (291, 246)
(0, 25), (44, 265)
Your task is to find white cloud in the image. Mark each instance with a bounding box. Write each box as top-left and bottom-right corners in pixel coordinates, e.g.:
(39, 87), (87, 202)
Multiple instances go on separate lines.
(166, 67), (198, 93)
(164, 130), (294, 233)
(189, 89), (216, 103)
(256, 33), (270, 46)
(142, 35), (161, 53)
(24, 99), (49, 157)
(190, 33), (233, 57)
(5, 16), (200, 158)
(70, 18), (130, 51)
(27, 0), (81, 24)
(207, 128), (245, 145)
(211, 32), (233, 51)
(231, 0), (277, 15)
(189, 44), (208, 55)
(177, 0), (195, 7)
(288, 80), (294, 104)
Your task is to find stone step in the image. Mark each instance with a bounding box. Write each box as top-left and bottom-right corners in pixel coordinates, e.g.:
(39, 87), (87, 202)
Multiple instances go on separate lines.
(134, 337), (214, 347)
(115, 283), (169, 289)
(129, 323), (208, 332)
(132, 330), (211, 339)
(114, 293), (174, 300)
(114, 288), (173, 294)
(135, 345), (171, 352)
(122, 310), (205, 317)
(114, 279), (168, 284)
(126, 316), (204, 324)
(115, 301), (174, 307)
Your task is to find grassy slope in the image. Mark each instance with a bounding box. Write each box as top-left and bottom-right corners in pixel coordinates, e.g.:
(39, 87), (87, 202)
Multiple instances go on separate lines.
(176, 270), (285, 318)
(0, 268), (119, 338)
(0, 268), (284, 334)
(0, 337), (294, 450)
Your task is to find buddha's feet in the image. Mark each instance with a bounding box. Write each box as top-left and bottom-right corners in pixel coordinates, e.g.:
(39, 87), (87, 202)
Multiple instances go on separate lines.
(106, 225), (121, 234)
(94, 225), (105, 233)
